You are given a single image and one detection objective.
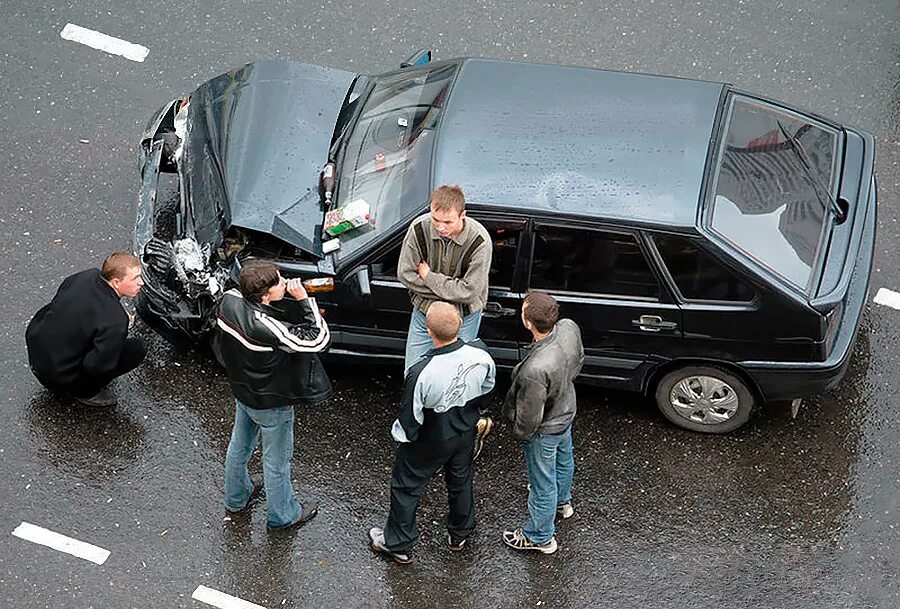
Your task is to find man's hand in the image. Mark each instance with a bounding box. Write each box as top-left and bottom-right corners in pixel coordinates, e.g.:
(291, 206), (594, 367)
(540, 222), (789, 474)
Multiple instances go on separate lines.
(286, 278), (308, 300)
(417, 261), (430, 280)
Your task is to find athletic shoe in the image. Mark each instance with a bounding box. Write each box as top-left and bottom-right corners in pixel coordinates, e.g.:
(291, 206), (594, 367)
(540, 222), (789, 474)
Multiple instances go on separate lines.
(502, 528), (558, 554)
(473, 416), (494, 460)
(447, 533), (467, 552)
(369, 527), (412, 564)
(556, 502), (574, 519)
(225, 473), (265, 513)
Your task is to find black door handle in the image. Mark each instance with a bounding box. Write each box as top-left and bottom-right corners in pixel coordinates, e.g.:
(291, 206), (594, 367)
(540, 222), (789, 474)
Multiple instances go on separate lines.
(631, 315), (678, 332)
(483, 301), (517, 318)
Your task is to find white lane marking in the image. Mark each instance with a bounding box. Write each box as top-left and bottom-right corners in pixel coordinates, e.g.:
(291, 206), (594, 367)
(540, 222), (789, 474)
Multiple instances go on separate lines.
(11, 522), (110, 565)
(60, 23), (149, 62)
(873, 287), (900, 310)
(192, 585), (268, 609)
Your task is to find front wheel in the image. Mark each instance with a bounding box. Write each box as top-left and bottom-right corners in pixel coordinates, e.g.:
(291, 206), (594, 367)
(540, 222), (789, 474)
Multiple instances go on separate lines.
(654, 365), (755, 433)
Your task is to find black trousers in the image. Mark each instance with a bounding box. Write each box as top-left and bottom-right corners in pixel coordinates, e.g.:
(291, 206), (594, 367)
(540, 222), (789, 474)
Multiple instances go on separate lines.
(34, 338), (146, 399)
(383, 429), (476, 552)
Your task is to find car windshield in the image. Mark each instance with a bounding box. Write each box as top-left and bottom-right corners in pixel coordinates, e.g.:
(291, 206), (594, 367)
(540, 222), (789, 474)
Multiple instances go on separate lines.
(708, 96), (839, 292)
(332, 63), (458, 261)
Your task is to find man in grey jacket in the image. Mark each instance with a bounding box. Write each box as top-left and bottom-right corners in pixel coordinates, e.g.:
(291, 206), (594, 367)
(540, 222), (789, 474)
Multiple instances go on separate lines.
(502, 292), (584, 554)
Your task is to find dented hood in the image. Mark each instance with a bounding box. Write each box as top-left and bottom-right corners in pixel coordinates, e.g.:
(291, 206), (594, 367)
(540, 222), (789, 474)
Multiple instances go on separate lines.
(184, 60), (356, 257)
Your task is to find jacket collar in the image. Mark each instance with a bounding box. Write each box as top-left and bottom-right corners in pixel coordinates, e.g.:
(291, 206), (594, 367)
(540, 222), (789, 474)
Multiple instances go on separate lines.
(426, 216), (472, 246)
(426, 338), (466, 357)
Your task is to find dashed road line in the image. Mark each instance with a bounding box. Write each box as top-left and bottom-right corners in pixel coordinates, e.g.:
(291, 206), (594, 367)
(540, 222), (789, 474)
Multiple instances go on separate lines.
(60, 23), (149, 62)
(192, 585), (268, 609)
(873, 287), (900, 310)
(11, 522), (110, 565)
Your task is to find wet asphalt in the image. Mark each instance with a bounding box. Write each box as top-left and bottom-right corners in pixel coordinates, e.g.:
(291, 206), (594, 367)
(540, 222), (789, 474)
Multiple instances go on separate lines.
(0, 1), (898, 608)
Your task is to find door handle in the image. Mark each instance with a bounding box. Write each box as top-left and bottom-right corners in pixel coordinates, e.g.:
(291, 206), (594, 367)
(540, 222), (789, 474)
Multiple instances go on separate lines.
(483, 301), (517, 318)
(631, 315), (678, 332)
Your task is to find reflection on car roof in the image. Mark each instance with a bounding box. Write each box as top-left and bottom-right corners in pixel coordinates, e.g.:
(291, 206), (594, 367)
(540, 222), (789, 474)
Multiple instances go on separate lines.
(432, 59), (725, 228)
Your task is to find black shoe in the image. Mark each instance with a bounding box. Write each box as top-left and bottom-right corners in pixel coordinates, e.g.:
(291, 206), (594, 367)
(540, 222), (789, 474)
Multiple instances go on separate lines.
(225, 474), (265, 513)
(447, 532), (468, 552)
(268, 501), (318, 531)
(473, 416), (493, 460)
(369, 527), (411, 564)
(74, 385), (117, 407)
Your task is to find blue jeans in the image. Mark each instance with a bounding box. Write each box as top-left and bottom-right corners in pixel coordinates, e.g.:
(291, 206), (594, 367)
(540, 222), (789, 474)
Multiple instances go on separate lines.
(404, 308), (483, 374)
(522, 426), (574, 544)
(224, 400), (302, 528)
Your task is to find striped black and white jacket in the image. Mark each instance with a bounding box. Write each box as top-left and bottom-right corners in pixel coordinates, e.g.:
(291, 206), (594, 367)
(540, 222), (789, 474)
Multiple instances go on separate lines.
(392, 339), (495, 444)
(216, 288), (332, 409)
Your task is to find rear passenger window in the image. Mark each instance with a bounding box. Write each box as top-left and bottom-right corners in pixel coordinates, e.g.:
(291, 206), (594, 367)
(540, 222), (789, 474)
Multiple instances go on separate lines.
(531, 226), (659, 299)
(655, 235), (754, 302)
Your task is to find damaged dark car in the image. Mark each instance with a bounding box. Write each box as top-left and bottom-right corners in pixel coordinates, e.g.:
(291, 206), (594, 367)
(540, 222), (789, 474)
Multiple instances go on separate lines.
(134, 51), (876, 433)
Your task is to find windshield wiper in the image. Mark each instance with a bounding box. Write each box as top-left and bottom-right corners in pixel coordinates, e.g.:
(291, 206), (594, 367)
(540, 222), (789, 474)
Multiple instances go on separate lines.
(776, 121), (846, 223)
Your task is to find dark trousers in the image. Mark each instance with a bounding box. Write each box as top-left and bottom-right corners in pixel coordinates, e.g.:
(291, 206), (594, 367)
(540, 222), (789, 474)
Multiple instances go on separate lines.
(383, 429), (476, 552)
(34, 338), (146, 399)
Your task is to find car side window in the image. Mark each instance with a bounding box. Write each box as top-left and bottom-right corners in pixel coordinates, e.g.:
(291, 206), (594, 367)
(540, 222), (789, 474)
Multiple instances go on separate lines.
(654, 235), (755, 302)
(530, 226), (659, 299)
(483, 222), (521, 290)
(369, 222), (522, 288)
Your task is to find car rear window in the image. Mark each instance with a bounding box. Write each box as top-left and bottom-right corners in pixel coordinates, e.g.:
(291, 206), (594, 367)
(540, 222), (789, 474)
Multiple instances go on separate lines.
(708, 96), (839, 291)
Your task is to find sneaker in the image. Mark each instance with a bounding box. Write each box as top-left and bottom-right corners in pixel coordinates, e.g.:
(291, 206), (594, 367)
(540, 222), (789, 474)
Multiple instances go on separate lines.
(447, 533), (467, 552)
(268, 501), (318, 531)
(473, 416), (493, 460)
(556, 502), (574, 519)
(74, 385), (117, 407)
(225, 474), (265, 513)
(368, 527), (412, 564)
(502, 528), (558, 554)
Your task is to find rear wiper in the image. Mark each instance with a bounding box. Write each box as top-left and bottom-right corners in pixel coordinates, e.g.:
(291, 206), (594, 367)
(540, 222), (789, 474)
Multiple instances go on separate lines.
(776, 121), (846, 223)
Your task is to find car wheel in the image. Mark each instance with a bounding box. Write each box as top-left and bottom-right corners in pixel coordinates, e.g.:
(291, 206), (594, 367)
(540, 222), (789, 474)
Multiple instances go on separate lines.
(208, 330), (226, 369)
(654, 365), (755, 433)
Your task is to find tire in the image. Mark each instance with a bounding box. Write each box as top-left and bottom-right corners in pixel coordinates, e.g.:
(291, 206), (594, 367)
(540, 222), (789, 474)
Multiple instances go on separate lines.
(654, 365), (755, 434)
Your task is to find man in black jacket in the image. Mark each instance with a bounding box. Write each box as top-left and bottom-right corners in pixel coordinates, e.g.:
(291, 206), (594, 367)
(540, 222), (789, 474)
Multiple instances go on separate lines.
(502, 292), (584, 555)
(217, 260), (331, 530)
(369, 302), (495, 564)
(25, 252), (146, 407)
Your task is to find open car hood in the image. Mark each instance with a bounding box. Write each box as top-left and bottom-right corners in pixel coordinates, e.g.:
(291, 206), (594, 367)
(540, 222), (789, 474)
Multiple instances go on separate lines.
(184, 60), (356, 257)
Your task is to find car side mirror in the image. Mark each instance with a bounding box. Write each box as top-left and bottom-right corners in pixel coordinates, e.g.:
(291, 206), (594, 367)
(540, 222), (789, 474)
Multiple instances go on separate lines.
(400, 49), (431, 68)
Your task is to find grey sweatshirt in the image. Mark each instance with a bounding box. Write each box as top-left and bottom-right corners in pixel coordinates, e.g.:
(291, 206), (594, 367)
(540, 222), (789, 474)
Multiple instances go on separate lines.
(503, 319), (585, 440)
(397, 214), (491, 316)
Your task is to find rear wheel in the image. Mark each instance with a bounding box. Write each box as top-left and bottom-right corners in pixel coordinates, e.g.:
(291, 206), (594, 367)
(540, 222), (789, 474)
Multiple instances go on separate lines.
(654, 365), (755, 433)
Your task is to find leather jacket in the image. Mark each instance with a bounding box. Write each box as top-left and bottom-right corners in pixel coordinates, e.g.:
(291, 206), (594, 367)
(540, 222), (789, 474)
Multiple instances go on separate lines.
(216, 289), (332, 409)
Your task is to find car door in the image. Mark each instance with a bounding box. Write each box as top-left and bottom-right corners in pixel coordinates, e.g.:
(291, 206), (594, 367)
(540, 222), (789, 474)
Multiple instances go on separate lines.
(526, 222), (682, 391)
(334, 214), (530, 365)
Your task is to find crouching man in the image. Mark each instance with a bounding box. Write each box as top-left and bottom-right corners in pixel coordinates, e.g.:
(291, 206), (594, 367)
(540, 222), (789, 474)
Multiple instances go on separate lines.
(369, 302), (495, 564)
(217, 260), (331, 530)
(502, 292), (584, 555)
(25, 252), (146, 407)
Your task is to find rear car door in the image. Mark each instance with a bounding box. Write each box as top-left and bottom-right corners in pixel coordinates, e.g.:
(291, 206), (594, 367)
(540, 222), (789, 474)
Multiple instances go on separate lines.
(527, 222), (682, 391)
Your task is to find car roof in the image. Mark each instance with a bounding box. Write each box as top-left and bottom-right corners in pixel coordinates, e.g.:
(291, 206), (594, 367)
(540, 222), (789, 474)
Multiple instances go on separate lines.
(431, 59), (726, 229)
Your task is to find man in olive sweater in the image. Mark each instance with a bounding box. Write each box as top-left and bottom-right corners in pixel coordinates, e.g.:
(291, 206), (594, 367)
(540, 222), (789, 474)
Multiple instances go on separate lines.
(397, 185), (492, 374)
(25, 252), (146, 407)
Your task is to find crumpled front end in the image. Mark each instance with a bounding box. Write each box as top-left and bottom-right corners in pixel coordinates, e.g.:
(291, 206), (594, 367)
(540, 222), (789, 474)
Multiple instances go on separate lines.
(133, 97), (235, 343)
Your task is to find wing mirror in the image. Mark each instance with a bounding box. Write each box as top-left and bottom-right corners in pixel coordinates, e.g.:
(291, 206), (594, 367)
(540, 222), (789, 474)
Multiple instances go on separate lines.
(351, 266), (372, 299)
(400, 49), (431, 68)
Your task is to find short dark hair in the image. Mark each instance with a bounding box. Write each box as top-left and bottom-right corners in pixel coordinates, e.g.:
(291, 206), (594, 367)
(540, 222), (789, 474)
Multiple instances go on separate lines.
(239, 260), (280, 303)
(523, 291), (559, 333)
(101, 252), (141, 281)
(430, 185), (466, 214)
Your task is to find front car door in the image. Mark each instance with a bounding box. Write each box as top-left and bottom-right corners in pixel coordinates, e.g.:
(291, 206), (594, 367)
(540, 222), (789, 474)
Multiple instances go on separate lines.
(332, 213), (530, 365)
(527, 222), (682, 391)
